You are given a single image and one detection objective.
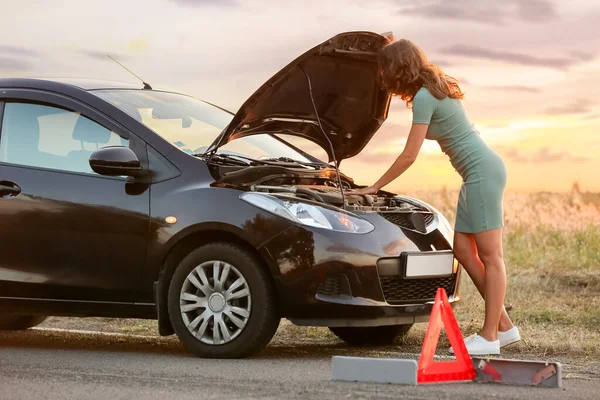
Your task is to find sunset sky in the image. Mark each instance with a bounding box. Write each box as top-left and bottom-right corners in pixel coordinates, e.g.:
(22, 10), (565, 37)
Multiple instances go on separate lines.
(1, 0), (598, 193)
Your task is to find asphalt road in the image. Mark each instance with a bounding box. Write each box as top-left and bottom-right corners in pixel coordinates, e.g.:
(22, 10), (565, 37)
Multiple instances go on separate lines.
(0, 330), (598, 400)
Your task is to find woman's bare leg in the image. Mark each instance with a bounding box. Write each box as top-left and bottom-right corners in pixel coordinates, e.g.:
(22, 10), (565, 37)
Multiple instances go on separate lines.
(472, 228), (507, 341)
(453, 231), (513, 333)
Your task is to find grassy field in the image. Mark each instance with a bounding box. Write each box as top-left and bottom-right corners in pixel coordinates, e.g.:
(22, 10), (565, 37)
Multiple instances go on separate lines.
(410, 188), (600, 359)
(40, 189), (600, 359)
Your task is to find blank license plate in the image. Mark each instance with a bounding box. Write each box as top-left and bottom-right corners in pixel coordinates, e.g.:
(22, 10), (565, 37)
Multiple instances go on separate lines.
(405, 252), (454, 278)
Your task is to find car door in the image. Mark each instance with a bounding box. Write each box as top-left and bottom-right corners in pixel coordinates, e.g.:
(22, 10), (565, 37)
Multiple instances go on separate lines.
(0, 90), (150, 304)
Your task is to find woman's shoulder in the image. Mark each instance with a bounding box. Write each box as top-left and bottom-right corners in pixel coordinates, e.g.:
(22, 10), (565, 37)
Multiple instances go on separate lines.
(414, 87), (438, 101)
(413, 87), (438, 107)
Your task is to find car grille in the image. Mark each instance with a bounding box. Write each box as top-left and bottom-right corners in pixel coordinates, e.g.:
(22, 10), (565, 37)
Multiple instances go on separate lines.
(379, 276), (455, 304)
(379, 212), (435, 230)
(316, 276), (341, 297)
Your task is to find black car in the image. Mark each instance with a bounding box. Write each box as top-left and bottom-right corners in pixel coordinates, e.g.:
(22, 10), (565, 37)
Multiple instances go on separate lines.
(0, 32), (461, 358)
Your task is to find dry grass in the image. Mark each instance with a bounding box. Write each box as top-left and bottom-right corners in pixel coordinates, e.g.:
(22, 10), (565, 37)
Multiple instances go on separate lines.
(408, 188), (600, 358)
(40, 189), (600, 359)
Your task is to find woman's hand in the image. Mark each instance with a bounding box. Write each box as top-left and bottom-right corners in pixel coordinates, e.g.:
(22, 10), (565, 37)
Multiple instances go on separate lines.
(381, 31), (395, 44)
(345, 185), (380, 196)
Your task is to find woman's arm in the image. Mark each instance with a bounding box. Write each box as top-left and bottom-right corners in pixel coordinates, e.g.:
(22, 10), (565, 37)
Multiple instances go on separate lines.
(347, 123), (428, 195)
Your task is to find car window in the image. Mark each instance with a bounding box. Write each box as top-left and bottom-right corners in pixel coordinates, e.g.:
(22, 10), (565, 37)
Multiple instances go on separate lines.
(0, 102), (128, 175)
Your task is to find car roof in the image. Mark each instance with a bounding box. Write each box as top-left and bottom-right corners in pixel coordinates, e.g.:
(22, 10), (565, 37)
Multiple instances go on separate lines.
(42, 78), (147, 90)
(0, 77), (147, 91)
(0, 77), (235, 116)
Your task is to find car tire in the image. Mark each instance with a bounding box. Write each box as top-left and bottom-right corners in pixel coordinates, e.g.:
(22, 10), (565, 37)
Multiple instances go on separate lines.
(168, 242), (280, 359)
(0, 315), (47, 331)
(329, 324), (413, 346)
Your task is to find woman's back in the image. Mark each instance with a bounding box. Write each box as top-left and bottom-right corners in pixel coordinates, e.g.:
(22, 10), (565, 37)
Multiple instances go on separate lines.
(412, 87), (498, 180)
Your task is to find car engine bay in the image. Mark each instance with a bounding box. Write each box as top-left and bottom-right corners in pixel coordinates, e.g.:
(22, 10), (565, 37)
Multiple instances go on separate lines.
(211, 162), (432, 215)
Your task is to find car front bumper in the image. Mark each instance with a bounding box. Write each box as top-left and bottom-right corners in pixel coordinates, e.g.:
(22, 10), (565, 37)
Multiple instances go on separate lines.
(258, 211), (462, 327)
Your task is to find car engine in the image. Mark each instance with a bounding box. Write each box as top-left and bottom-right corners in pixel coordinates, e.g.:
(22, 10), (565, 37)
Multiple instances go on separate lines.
(213, 164), (430, 214)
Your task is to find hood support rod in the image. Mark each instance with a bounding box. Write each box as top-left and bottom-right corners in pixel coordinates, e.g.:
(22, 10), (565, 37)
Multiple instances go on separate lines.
(299, 65), (346, 210)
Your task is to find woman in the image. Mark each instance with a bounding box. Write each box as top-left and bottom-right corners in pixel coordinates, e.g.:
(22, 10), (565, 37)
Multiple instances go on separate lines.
(348, 35), (520, 355)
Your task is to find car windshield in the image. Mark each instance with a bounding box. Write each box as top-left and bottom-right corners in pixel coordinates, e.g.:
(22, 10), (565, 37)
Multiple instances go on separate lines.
(92, 89), (318, 163)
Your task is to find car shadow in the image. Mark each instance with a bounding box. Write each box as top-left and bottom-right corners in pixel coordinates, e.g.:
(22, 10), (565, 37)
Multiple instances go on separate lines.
(0, 329), (189, 356)
(0, 329), (410, 360)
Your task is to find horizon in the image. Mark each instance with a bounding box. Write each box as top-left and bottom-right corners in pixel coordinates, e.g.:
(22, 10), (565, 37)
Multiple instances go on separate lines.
(1, 0), (598, 193)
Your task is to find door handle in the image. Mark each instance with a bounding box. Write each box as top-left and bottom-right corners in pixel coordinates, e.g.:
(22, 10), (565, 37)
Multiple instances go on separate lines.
(0, 181), (21, 198)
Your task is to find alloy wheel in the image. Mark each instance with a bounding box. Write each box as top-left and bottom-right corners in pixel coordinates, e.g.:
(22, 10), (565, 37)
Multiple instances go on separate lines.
(179, 260), (251, 345)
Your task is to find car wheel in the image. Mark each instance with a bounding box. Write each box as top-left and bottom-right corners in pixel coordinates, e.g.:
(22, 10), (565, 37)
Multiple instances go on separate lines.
(329, 324), (413, 346)
(168, 242), (280, 358)
(0, 315), (47, 331)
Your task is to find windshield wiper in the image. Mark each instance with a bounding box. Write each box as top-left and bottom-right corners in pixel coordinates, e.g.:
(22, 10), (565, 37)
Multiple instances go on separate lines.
(194, 153), (250, 167)
(259, 157), (326, 169)
(195, 153), (324, 169)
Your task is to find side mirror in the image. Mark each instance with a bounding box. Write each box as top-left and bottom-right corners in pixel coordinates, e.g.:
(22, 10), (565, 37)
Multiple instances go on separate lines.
(89, 146), (143, 177)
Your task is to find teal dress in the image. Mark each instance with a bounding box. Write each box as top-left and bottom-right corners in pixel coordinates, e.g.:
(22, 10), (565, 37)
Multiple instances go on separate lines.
(411, 87), (507, 233)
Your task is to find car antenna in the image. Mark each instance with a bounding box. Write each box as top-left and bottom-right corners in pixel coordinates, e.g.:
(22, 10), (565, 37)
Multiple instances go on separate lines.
(107, 54), (153, 90)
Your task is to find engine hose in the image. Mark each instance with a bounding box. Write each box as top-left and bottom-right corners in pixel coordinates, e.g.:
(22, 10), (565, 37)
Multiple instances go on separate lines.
(295, 188), (325, 203)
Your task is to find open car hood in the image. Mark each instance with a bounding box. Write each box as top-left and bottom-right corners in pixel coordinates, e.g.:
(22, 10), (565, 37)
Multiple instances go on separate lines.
(217, 31), (392, 163)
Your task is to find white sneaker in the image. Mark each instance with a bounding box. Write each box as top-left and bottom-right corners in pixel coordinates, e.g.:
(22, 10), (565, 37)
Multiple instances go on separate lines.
(449, 334), (500, 355)
(498, 326), (521, 348)
(448, 333), (476, 355)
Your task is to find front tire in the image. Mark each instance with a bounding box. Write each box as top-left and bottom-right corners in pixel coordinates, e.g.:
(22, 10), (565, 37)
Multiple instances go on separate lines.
(168, 242), (280, 358)
(329, 324), (413, 346)
(0, 315), (47, 331)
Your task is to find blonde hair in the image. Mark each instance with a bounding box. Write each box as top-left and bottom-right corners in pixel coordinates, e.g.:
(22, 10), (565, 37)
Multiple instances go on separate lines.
(378, 39), (464, 106)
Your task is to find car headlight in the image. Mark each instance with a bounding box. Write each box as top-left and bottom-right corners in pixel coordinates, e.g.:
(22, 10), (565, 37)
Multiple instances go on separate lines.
(240, 192), (374, 234)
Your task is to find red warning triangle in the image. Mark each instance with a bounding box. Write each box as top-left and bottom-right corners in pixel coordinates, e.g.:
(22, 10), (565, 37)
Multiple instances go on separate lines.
(417, 288), (476, 383)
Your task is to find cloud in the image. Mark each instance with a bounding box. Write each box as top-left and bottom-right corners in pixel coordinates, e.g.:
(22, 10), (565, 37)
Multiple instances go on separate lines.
(514, 0), (557, 23)
(127, 37), (150, 53)
(373, 122), (411, 142)
(170, 0), (238, 6)
(482, 122), (511, 130)
(0, 45), (40, 71)
(432, 59), (454, 68)
(352, 150), (449, 165)
(453, 77), (470, 85)
(350, 151), (396, 164)
(0, 57), (32, 70)
(571, 50), (595, 62)
(0, 45), (39, 70)
(439, 45), (594, 70)
(397, 0), (557, 26)
(532, 148), (588, 164)
(543, 99), (592, 116)
(0, 45), (40, 57)
(503, 147), (529, 163)
(339, 122), (411, 164)
(484, 85), (542, 93)
(502, 147), (588, 164)
(79, 50), (132, 61)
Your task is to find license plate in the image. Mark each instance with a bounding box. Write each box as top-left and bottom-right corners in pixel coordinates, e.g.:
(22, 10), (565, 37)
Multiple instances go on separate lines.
(404, 251), (454, 278)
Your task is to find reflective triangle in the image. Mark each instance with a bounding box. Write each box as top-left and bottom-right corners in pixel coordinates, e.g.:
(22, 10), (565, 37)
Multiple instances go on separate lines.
(417, 288), (476, 383)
